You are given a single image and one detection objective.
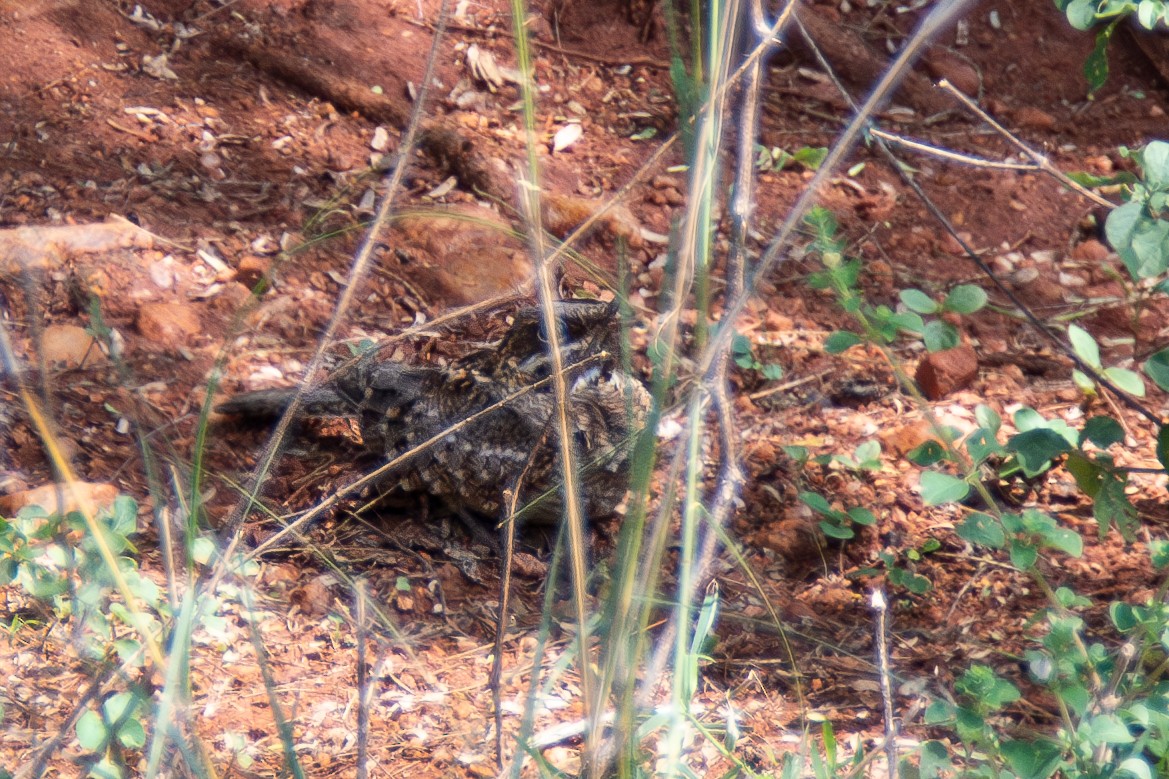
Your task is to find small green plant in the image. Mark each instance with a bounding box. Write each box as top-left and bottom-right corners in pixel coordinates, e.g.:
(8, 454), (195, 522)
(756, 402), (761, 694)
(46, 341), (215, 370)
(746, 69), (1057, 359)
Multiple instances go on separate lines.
(1068, 323), (1145, 397)
(875, 540), (938, 596)
(1106, 141), (1169, 282)
(732, 333), (783, 380)
(897, 284), (989, 352)
(754, 144), (829, 172)
(76, 690), (149, 779)
(1057, 0), (1169, 91)
(799, 491), (877, 541)
(804, 207), (987, 355)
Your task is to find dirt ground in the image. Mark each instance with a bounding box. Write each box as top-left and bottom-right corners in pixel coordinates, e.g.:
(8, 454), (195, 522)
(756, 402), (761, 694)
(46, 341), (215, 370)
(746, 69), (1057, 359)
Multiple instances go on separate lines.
(2, 0), (1169, 775)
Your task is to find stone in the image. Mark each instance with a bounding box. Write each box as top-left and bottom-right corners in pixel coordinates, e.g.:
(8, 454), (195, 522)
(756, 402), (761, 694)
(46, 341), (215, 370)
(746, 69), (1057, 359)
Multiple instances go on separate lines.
(236, 255), (272, 287)
(1013, 106), (1057, 131)
(916, 344), (979, 400)
(879, 419), (940, 457)
(40, 324), (106, 369)
(1072, 239), (1111, 262)
(391, 205), (532, 307)
(0, 481), (119, 516)
(136, 302), (202, 348)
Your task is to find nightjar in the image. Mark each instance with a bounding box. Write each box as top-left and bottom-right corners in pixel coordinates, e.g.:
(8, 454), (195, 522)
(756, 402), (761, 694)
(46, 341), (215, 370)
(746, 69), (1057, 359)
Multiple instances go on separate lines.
(217, 301), (652, 524)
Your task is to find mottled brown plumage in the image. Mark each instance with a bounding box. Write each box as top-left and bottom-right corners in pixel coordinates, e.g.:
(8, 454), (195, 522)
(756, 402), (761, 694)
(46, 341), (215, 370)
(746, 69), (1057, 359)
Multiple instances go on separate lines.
(217, 301), (651, 523)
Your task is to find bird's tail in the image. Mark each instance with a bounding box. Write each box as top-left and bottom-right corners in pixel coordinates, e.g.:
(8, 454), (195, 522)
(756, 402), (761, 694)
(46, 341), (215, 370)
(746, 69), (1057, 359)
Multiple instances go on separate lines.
(215, 386), (350, 419)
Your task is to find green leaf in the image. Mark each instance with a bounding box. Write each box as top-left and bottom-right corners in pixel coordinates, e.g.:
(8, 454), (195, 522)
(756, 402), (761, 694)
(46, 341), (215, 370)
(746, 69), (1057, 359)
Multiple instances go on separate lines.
(1138, 0), (1163, 28)
(799, 491), (839, 518)
(847, 507), (876, 526)
(974, 404), (1001, 433)
(957, 512), (1006, 549)
(792, 146), (828, 170)
(924, 700), (955, 725)
(854, 439), (881, 465)
(1066, 451), (1105, 497)
(1065, 0), (1100, 28)
(920, 471), (970, 505)
(900, 288), (938, 314)
(1010, 539), (1039, 570)
(890, 568), (931, 594)
(1080, 415), (1125, 448)
(1068, 324), (1101, 368)
(1095, 471), (1139, 541)
(1116, 757), (1153, 779)
(76, 709), (109, 751)
(1087, 713), (1135, 744)
(1144, 347), (1169, 391)
(116, 717), (146, 749)
(1104, 366), (1146, 396)
(761, 363), (784, 380)
(943, 284), (988, 314)
(1043, 526), (1084, 557)
(1085, 22), (1117, 93)
(1158, 424), (1169, 472)
(1151, 539), (1169, 569)
(1001, 739), (1064, 779)
(918, 741), (954, 779)
(1126, 216), (1169, 278)
(1107, 199), (1143, 251)
(922, 320), (959, 353)
(907, 440), (946, 466)
(1141, 140), (1169, 190)
(89, 757), (125, 779)
(820, 520), (855, 540)
(1008, 428), (1072, 475)
(824, 331), (863, 353)
(783, 445), (808, 464)
(888, 310), (925, 334)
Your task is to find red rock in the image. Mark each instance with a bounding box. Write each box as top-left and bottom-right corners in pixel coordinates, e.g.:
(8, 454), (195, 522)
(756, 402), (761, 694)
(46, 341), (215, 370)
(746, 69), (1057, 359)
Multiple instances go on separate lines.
(40, 324), (106, 369)
(1072, 238), (1111, 262)
(136, 302), (203, 348)
(923, 48), (980, 97)
(879, 419), (940, 457)
(392, 205), (532, 308)
(0, 481), (118, 516)
(236, 255), (272, 286)
(1014, 106), (1057, 131)
(916, 344), (979, 400)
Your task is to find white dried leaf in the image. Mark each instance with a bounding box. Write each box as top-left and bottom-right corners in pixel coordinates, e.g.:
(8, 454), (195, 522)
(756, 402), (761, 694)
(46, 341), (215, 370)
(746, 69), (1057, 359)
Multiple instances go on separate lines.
(371, 126), (390, 151)
(142, 53), (178, 80)
(197, 248), (227, 272)
(551, 123), (582, 152)
(640, 228), (670, 244)
(466, 44), (504, 91)
(426, 176), (458, 199)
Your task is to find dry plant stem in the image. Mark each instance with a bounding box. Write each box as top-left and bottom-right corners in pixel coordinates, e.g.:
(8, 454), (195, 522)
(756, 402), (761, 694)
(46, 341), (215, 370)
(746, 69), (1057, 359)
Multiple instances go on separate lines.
(507, 0), (600, 753)
(867, 128), (1038, 171)
(492, 425), (550, 766)
(746, 368), (829, 400)
(872, 589), (899, 779)
(1093, 641), (1136, 765)
(936, 79), (1113, 210)
(355, 581), (371, 779)
(213, 0), (452, 581)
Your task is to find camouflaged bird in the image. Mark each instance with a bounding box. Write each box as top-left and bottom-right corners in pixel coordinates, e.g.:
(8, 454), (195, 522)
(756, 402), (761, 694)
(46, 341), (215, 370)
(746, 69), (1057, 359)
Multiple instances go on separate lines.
(217, 301), (652, 523)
